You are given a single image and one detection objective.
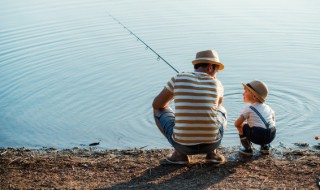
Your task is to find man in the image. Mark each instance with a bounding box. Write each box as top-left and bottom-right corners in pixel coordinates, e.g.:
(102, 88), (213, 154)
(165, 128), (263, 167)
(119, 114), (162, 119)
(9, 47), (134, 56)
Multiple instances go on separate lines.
(152, 49), (227, 164)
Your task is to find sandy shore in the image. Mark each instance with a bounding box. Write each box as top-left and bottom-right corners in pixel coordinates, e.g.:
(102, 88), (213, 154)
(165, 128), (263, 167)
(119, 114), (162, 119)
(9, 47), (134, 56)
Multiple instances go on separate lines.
(1, 146), (320, 189)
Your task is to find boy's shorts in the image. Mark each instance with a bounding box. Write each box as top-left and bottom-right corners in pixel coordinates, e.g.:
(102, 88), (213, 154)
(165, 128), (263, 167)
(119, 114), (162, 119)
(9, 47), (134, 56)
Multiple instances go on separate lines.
(155, 108), (227, 155)
(243, 124), (276, 145)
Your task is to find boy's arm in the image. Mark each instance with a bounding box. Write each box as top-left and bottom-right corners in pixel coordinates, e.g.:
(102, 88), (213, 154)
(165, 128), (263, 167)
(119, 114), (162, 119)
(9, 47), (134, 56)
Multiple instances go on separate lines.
(234, 115), (246, 134)
(234, 115), (245, 128)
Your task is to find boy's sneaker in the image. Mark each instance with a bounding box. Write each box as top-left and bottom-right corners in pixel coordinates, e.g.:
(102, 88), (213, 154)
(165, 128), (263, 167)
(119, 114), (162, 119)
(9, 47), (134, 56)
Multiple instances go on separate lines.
(260, 144), (270, 155)
(239, 147), (253, 156)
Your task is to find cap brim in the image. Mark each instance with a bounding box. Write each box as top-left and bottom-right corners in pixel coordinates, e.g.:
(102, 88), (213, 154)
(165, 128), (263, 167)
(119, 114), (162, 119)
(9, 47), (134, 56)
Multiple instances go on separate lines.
(242, 83), (265, 103)
(192, 60), (224, 70)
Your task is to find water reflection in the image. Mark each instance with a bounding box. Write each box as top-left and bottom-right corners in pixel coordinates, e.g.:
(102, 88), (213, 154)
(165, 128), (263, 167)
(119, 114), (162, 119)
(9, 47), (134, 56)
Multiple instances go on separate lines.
(0, 0), (319, 149)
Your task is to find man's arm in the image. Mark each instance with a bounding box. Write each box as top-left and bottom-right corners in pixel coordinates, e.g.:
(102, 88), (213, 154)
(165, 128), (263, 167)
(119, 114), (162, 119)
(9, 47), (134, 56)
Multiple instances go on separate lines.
(152, 88), (174, 109)
(218, 97), (223, 108)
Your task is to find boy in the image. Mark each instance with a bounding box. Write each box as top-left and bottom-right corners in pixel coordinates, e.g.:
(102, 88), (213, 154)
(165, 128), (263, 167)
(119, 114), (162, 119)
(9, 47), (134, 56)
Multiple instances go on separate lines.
(234, 80), (276, 155)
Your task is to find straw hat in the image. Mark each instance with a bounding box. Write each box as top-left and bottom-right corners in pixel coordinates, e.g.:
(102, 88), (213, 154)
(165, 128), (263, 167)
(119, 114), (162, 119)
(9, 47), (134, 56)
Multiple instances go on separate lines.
(242, 80), (268, 103)
(192, 50), (224, 70)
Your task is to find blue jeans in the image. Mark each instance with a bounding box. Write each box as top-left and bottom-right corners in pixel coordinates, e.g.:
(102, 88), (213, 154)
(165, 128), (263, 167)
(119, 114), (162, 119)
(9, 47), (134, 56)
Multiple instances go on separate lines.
(155, 108), (227, 155)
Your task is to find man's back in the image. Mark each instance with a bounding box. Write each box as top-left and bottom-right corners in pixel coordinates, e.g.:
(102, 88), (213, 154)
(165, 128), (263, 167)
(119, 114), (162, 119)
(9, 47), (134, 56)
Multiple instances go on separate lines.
(165, 72), (223, 145)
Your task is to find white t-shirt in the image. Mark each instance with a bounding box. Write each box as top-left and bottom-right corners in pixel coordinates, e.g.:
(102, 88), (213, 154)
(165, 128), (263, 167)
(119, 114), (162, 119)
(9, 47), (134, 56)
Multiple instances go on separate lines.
(241, 102), (275, 129)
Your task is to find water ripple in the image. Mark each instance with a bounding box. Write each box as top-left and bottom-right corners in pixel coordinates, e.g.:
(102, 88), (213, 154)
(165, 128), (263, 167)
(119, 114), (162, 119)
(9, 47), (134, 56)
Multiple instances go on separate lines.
(0, 0), (319, 149)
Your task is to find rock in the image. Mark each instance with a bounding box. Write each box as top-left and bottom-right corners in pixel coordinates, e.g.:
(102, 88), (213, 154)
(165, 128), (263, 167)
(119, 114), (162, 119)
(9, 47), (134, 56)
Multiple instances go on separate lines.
(89, 142), (100, 146)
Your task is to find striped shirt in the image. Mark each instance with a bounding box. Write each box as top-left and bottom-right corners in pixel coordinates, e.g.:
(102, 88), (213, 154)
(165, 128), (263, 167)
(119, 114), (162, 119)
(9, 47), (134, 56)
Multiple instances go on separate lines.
(165, 72), (224, 145)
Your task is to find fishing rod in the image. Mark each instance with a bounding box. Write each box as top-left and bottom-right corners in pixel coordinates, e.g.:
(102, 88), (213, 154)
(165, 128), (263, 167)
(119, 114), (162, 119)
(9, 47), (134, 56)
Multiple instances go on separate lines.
(107, 12), (179, 73)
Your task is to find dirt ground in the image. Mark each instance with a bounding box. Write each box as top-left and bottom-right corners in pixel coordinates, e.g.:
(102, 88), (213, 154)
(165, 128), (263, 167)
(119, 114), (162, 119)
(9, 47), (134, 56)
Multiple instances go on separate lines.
(1, 146), (320, 190)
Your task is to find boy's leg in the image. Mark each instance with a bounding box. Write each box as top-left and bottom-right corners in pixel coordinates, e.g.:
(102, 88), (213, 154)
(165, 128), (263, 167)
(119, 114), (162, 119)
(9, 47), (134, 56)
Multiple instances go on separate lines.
(239, 124), (253, 155)
(260, 127), (276, 154)
(260, 144), (270, 154)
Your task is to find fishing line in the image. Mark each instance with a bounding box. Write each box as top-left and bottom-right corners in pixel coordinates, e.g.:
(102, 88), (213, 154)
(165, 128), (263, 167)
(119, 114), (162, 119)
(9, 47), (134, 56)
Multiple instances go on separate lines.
(107, 11), (179, 73)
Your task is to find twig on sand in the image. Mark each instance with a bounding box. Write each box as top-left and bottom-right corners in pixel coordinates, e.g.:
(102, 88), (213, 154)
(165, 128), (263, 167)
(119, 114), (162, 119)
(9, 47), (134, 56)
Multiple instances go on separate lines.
(296, 156), (307, 161)
(0, 151), (7, 156)
(260, 177), (268, 188)
(139, 145), (148, 149)
(8, 158), (20, 165)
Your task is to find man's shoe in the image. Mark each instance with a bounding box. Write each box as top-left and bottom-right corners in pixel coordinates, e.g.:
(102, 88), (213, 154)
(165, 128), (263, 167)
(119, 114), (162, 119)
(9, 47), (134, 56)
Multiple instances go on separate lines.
(239, 147), (253, 156)
(260, 144), (270, 155)
(163, 151), (189, 165)
(206, 149), (226, 164)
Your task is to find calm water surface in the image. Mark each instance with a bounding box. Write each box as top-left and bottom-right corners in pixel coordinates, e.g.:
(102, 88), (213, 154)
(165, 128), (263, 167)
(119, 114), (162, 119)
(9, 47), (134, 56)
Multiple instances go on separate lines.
(1, 0), (319, 149)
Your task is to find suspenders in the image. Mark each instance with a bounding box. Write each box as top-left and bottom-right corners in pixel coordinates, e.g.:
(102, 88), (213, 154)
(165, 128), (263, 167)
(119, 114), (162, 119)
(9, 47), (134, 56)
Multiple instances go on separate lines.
(249, 106), (271, 129)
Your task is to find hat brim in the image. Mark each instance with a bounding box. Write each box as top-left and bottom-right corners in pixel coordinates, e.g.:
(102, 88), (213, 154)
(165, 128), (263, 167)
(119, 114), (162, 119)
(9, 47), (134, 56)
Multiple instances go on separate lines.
(242, 83), (265, 103)
(192, 59), (224, 70)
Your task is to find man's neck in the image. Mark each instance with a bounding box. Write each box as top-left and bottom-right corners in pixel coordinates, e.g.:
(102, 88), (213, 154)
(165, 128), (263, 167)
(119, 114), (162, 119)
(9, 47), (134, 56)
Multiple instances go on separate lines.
(194, 69), (216, 79)
(195, 67), (207, 73)
(195, 68), (216, 78)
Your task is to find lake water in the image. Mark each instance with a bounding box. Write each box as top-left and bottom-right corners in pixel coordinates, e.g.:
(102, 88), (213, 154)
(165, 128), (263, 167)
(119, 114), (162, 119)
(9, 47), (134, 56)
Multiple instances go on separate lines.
(1, 0), (319, 150)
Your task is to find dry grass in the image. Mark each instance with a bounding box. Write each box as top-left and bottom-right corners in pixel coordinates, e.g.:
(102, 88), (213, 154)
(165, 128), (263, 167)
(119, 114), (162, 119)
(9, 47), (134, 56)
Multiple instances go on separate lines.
(1, 147), (319, 189)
